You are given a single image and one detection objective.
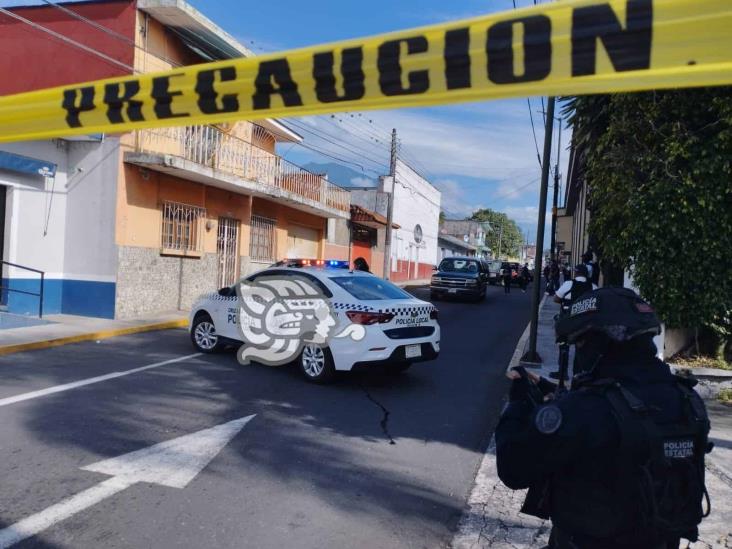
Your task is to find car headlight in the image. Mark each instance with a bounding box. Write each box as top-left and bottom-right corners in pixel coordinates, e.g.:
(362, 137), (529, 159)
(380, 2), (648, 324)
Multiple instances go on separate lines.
(467, 279), (478, 285)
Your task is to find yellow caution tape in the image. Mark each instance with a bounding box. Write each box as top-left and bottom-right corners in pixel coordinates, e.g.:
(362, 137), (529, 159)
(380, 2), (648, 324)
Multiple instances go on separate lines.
(0, 0), (731, 142)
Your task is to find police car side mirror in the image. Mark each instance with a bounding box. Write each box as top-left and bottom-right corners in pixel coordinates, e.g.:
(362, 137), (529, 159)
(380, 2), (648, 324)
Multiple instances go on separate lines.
(218, 286), (234, 297)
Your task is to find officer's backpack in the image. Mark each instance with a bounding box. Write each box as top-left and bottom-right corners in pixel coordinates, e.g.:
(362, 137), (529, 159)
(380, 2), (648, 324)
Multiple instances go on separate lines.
(603, 378), (711, 543)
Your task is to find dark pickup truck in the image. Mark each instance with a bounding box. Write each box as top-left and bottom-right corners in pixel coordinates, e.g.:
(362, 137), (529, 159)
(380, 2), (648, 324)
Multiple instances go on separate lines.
(430, 256), (488, 302)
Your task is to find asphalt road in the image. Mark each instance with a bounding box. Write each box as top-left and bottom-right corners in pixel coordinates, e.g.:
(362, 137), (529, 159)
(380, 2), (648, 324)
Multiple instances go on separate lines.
(0, 284), (531, 549)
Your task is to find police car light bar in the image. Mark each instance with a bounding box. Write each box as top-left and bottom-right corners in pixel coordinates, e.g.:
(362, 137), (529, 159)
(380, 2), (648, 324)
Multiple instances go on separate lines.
(277, 259), (350, 269)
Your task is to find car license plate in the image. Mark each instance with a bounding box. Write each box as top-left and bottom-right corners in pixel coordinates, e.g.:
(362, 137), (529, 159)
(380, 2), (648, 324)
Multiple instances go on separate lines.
(405, 344), (421, 359)
(448, 288), (458, 294)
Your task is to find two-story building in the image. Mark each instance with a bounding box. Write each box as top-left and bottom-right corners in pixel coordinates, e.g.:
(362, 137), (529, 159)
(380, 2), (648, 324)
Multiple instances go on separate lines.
(439, 220), (489, 258)
(0, 0), (349, 319)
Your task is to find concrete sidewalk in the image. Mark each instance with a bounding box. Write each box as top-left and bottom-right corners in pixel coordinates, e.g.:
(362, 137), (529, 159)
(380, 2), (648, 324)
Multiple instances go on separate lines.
(453, 299), (732, 548)
(394, 278), (431, 288)
(0, 312), (187, 355)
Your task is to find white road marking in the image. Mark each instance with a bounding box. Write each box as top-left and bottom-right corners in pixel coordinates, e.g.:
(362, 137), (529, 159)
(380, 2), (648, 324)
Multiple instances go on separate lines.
(0, 415), (255, 548)
(0, 353), (201, 408)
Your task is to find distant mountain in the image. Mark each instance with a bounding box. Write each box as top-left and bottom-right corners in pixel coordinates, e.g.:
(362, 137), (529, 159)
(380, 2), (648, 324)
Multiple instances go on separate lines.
(302, 162), (378, 189)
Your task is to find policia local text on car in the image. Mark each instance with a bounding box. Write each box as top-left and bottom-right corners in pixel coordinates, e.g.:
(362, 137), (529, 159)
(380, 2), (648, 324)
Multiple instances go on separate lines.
(495, 287), (713, 549)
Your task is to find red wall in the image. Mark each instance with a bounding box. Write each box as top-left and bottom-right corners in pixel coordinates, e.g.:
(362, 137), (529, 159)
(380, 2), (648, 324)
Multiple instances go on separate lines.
(0, 0), (136, 95)
(389, 260), (433, 283)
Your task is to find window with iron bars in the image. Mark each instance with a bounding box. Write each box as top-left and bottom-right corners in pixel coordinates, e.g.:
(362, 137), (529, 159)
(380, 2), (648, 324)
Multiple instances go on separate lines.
(161, 201), (206, 254)
(250, 214), (276, 261)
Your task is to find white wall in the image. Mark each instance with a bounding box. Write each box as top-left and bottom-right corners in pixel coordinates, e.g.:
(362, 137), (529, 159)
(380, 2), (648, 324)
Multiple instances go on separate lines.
(0, 138), (118, 283)
(63, 138), (119, 282)
(0, 140), (69, 279)
(385, 160), (441, 270)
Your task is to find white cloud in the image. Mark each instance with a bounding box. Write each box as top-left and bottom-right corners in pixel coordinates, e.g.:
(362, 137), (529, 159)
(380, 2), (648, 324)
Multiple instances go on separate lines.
(503, 205), (541, 225)
(350, 176), (375, 187)
(433, 178), (481, 218)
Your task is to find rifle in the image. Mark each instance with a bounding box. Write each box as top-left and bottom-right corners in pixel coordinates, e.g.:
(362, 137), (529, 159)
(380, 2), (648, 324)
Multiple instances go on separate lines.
(556, 338), (570, 394)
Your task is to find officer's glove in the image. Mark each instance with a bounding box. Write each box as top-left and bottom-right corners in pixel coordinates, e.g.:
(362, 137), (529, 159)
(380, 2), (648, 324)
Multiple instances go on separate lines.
(508, 376), (544, 406)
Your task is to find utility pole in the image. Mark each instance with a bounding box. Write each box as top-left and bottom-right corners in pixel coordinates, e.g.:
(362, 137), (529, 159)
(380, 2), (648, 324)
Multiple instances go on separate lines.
(497, 222), (503, 259)
(549, 119), (562, 262)
(383, 128), (397, 280)
(522, 97), (556, 364)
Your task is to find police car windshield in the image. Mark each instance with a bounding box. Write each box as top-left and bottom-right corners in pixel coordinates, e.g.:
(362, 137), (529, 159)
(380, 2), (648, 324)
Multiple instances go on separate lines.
(438, 258), (479, 273)
(331, 276), (411, 300)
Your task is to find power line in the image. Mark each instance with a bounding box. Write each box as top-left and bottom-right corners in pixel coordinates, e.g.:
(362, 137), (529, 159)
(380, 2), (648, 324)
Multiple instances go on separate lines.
(290, 139), (383, 178)
(510, 0), (542, 170)
(492, 178), (541, 201)
(286, 119), (388, 170)
(329, 115), (391, 151)
(0, 6), (136, 73)
(340, 114), (390, 142)
(527, 99), (543, 169)
(38, 0), (201, 70)
(320, 116), (391, 159)
(396, 142), (432, 181)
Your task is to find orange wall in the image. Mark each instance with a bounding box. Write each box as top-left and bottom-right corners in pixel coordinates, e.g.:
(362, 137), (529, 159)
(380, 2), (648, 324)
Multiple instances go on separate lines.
(324, 243), (350, 262)
(116, 164), (324, 262)
(116, 163), (251, 255)
(252, 197), (325, 260)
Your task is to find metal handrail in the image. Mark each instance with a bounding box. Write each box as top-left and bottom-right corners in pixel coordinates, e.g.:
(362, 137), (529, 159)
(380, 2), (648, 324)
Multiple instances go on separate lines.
(0, 260), (45, 318)
(134, 124), (351, 213)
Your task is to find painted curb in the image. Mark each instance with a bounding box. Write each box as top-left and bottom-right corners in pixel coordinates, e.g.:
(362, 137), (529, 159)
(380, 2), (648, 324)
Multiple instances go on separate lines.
(452, 297), (550, 549)
(0, 318), (188, 356)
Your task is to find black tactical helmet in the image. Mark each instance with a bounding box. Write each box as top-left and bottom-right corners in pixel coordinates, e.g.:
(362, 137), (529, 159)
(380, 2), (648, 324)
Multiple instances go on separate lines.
(555, 287), (661, 344)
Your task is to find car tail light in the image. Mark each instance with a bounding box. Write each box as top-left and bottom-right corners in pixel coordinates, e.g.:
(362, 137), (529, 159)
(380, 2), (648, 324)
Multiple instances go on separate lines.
(430, 308), (439, 320)
(346, 311), (395, 325)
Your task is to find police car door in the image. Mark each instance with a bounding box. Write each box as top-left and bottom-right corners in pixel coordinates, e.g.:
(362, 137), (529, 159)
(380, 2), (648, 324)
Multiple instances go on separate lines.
(214, 285), (241, 340)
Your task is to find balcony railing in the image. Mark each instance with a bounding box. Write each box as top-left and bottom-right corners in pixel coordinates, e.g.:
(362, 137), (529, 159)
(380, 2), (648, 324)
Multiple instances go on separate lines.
(133, 125), (350, 213)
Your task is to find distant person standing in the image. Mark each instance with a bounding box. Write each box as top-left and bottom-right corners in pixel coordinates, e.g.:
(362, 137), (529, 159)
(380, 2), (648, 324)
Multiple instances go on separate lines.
(550, 261), (561, 294)
(519, 263), (530, 293)
(353, 257), (370, 273)
(582, 251), (599, 285)
(562, 263), (572, 284)
(503, 265), (512, 294)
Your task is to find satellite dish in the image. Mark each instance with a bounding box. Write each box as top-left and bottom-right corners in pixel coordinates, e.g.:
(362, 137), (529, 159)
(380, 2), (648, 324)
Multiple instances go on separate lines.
(413, 224), (423, 244)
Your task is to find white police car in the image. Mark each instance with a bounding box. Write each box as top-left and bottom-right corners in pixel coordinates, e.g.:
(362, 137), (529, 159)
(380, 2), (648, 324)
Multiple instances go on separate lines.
(189, 259), (440, 383)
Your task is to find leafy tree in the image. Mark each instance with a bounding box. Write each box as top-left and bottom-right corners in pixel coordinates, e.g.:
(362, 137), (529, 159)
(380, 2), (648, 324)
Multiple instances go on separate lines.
(470, 208), (524, 258)
(565, 89), (732, 358)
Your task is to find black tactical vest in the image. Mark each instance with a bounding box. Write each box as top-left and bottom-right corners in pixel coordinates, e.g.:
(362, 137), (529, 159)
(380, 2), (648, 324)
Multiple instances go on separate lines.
(550, 378), (711, 546)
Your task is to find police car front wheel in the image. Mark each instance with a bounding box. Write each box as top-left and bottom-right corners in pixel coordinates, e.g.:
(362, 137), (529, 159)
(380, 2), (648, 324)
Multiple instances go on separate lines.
(299, 344), (335, 383)
(191, 314), (223, 353)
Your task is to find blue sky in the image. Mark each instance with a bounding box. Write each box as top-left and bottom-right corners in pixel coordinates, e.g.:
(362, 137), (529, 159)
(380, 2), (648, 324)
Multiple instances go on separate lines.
(190, 0), (571, 243)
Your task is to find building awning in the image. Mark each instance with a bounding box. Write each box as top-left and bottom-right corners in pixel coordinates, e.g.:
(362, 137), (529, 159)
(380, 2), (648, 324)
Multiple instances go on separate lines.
(350, 204), (399, 229)
(438, 234), (477, 253)
(137, 0), (252, 60)
(0, 150), (56, 178)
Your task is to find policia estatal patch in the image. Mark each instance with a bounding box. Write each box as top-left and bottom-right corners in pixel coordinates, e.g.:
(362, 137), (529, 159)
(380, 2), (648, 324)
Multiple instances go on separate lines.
(535, 404), (563, 435)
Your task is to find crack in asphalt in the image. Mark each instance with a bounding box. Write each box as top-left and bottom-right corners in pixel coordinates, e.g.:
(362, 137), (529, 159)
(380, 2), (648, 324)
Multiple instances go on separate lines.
(359, 384), (396, 445)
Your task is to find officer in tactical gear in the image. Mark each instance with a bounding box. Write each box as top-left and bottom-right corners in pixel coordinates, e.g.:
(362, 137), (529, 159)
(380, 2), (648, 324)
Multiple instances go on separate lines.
(554, 264), (596, 311)
(495, 287), (711, 549)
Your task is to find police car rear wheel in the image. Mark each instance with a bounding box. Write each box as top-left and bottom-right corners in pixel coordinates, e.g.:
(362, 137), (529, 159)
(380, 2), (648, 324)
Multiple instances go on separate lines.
(191, 315), (222, 353)
(299, 344), (335, 383)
